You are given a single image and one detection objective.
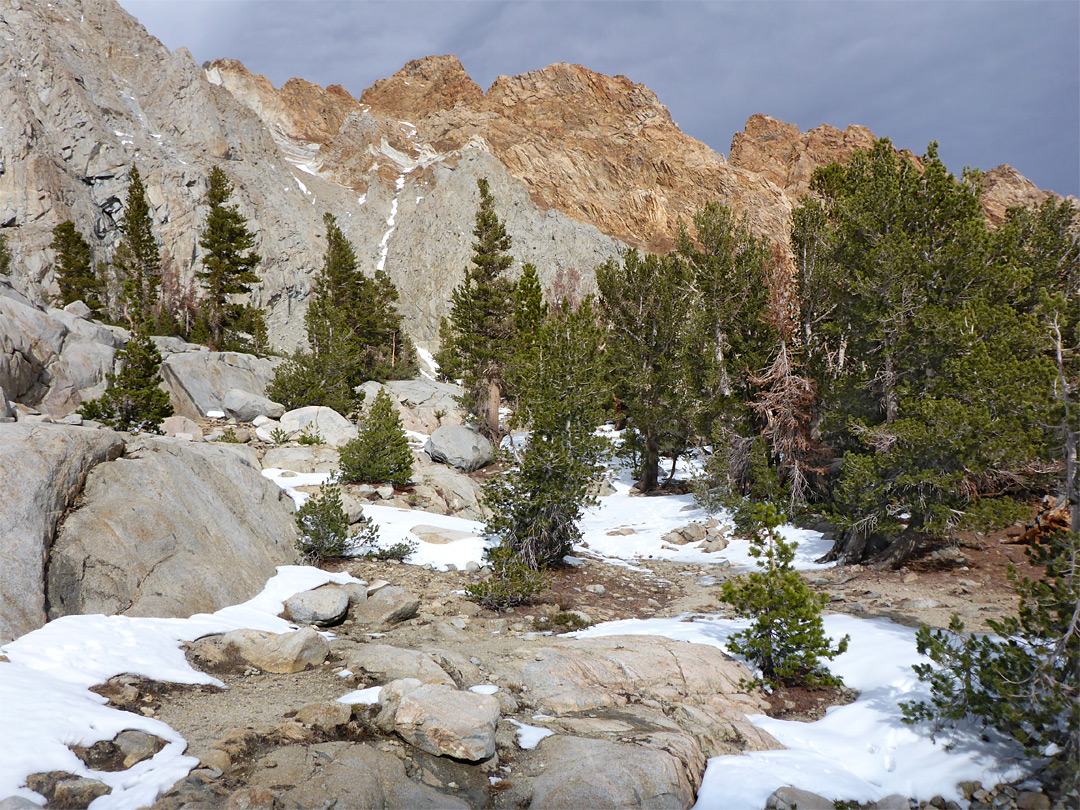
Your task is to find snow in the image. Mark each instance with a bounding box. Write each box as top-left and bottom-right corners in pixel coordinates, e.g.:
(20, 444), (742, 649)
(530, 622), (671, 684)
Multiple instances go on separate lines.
(416, 346), (439, 379)
(206, 409), (225, 419)
(337, 685), (382, 705)
(0, 567), (362, 808)
(574, 614), (1028, 809)
(469, 684), (499, 695)
(507, 719), (555, 750)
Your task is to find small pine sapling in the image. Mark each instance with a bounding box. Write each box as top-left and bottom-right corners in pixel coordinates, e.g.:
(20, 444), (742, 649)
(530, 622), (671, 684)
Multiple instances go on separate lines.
(900, 531), (1079, 792)
(720, 503), (849, 686)
(465, 545), (546, 611)
(294, 482), (351, 563)
(339, 389), (413, 487)
(78, 331), (174, 433)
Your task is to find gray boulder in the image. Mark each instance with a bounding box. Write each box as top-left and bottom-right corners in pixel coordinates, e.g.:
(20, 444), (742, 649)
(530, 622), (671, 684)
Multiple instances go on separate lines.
(261, 445), (340, 474)
(221, 627), (329, 674)
(393, 684), (500, 761)
(284, 586), (349, 626)
(353, 586), (420, 626)
(223, 387), (284, 422)
(160, 415), (203, 441)
(46, 436), (297, 622)
(0, 384), (12, 420)
(765, 786), (836, 810)
(424, 424), (494, 472)
(278, 406), (357, 447)
(346, 644), (455, 686)
(529, 736), (696, 810)
(0, 423), (125, 642)
(160, 351), (282, 420)
(414, 460), (486, 518)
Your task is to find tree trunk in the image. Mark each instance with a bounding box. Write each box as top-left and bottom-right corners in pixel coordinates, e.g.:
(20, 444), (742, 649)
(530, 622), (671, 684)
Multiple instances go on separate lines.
(883, 346), (898, 424)
(638, 437), (660, 491)
(483, 377), (501, 442)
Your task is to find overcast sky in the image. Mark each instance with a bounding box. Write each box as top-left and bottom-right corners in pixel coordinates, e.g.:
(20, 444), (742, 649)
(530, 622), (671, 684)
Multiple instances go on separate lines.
(117, 1), (1079, 198)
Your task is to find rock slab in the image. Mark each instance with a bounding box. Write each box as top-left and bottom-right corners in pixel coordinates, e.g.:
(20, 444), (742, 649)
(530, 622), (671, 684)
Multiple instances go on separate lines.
(46, 436), (297, 622)
(393, 684), (500, 761)
(0, 423), (125, 642)
(284, 587), (349, 626)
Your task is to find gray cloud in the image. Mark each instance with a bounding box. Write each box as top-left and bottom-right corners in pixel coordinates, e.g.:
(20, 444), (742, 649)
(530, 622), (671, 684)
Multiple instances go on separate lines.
(118, 0), (1079, 197)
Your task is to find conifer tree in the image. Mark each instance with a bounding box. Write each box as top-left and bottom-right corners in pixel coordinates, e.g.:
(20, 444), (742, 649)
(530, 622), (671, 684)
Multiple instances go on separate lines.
(486, 299), (609, 569)
(78, 331), (174, 432)
(797, 141), (1057, 567)
(113, 167), (161, 329)
(0, 234), (10, 275)
(338, 388), (413, 487)
(902, 530), (1079, 792)
(269, 213), (416, 413)
(720, 503), (849, 686)
(596, 249), (695, 490)
(435, 178), (518, 440)
(294, 481), (352, 563)
(50, 221), (103, 313)
(197, 167), (263, 350)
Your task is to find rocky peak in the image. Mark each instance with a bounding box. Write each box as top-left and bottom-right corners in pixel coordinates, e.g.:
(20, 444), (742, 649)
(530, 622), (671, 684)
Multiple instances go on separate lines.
(729, 113), (880, 196)
(979, 164), (1063, 228)
(360, 54), (483, 117)
(206, 58), (362, 144)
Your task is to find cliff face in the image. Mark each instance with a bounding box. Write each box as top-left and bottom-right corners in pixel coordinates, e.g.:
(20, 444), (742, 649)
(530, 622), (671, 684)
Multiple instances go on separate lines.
(0, 1), (1067, 350)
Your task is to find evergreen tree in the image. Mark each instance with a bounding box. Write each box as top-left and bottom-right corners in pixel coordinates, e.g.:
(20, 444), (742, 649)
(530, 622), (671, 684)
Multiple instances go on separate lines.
(268, 213), (416, 413)
(901, 531), (1079, 792)
(78, 331), (174, 432)
(719, 503), (849, 686)
(113, 167), (161, 329)
(677, 202), (774, 438)
(50, 221), (103, 313)
(338, 388), (413, 487)
(434, 178), (518, 440)
(295, 481), (352, 563)
(796, 141), (1057, 567)
(197, 167), (263, 350)
(486, 299), (609, 569)
(596, 249), (695, 490)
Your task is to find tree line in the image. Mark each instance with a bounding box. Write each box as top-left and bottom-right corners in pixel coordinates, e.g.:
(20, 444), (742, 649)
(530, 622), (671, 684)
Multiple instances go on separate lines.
(433, 142), (1077, 574)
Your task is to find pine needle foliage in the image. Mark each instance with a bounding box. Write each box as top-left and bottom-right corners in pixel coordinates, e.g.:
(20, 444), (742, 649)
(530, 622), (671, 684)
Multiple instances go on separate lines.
(465, 545), (546, 611)
(901, 531), (1080, 792)
(720, 503), (849, 687)
(484, 299), (609, 569)
(50, 221), (103, 314)
(197, 167), (263, 351)
(434, 177), (518, 439)
(339, 388), (413, 487)
(78, 331), (174, 433)
(295, 481), (352, 563)
(113, 167), (161, 329)
(268, 213), (416, 414)
(0, 234), (10, 275)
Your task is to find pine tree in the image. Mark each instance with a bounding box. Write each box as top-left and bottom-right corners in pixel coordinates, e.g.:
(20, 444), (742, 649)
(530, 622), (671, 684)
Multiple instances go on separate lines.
(901, 531), (1079, 792)
(78, 331), (174, 432)
(796, 141), (1057, 567)
(197, 167), (263, 350)
(434, 178), (518, 440)
(719, 503), (849, 686)
(295, 481), (352, 563)
(50, 221), (103, 313)
(0, 234), (10, 275)
(486, 299), (609, 569)
(596, 249), (695, 490)
(113, 167), (161, 329)
(268, 214), (415, 414)
(338, 388), (413, 486)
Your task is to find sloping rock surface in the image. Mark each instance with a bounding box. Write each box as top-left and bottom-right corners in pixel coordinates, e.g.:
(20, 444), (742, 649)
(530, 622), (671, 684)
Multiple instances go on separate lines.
(46, 435), (298, 620)
(0, 422), (124, 641)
